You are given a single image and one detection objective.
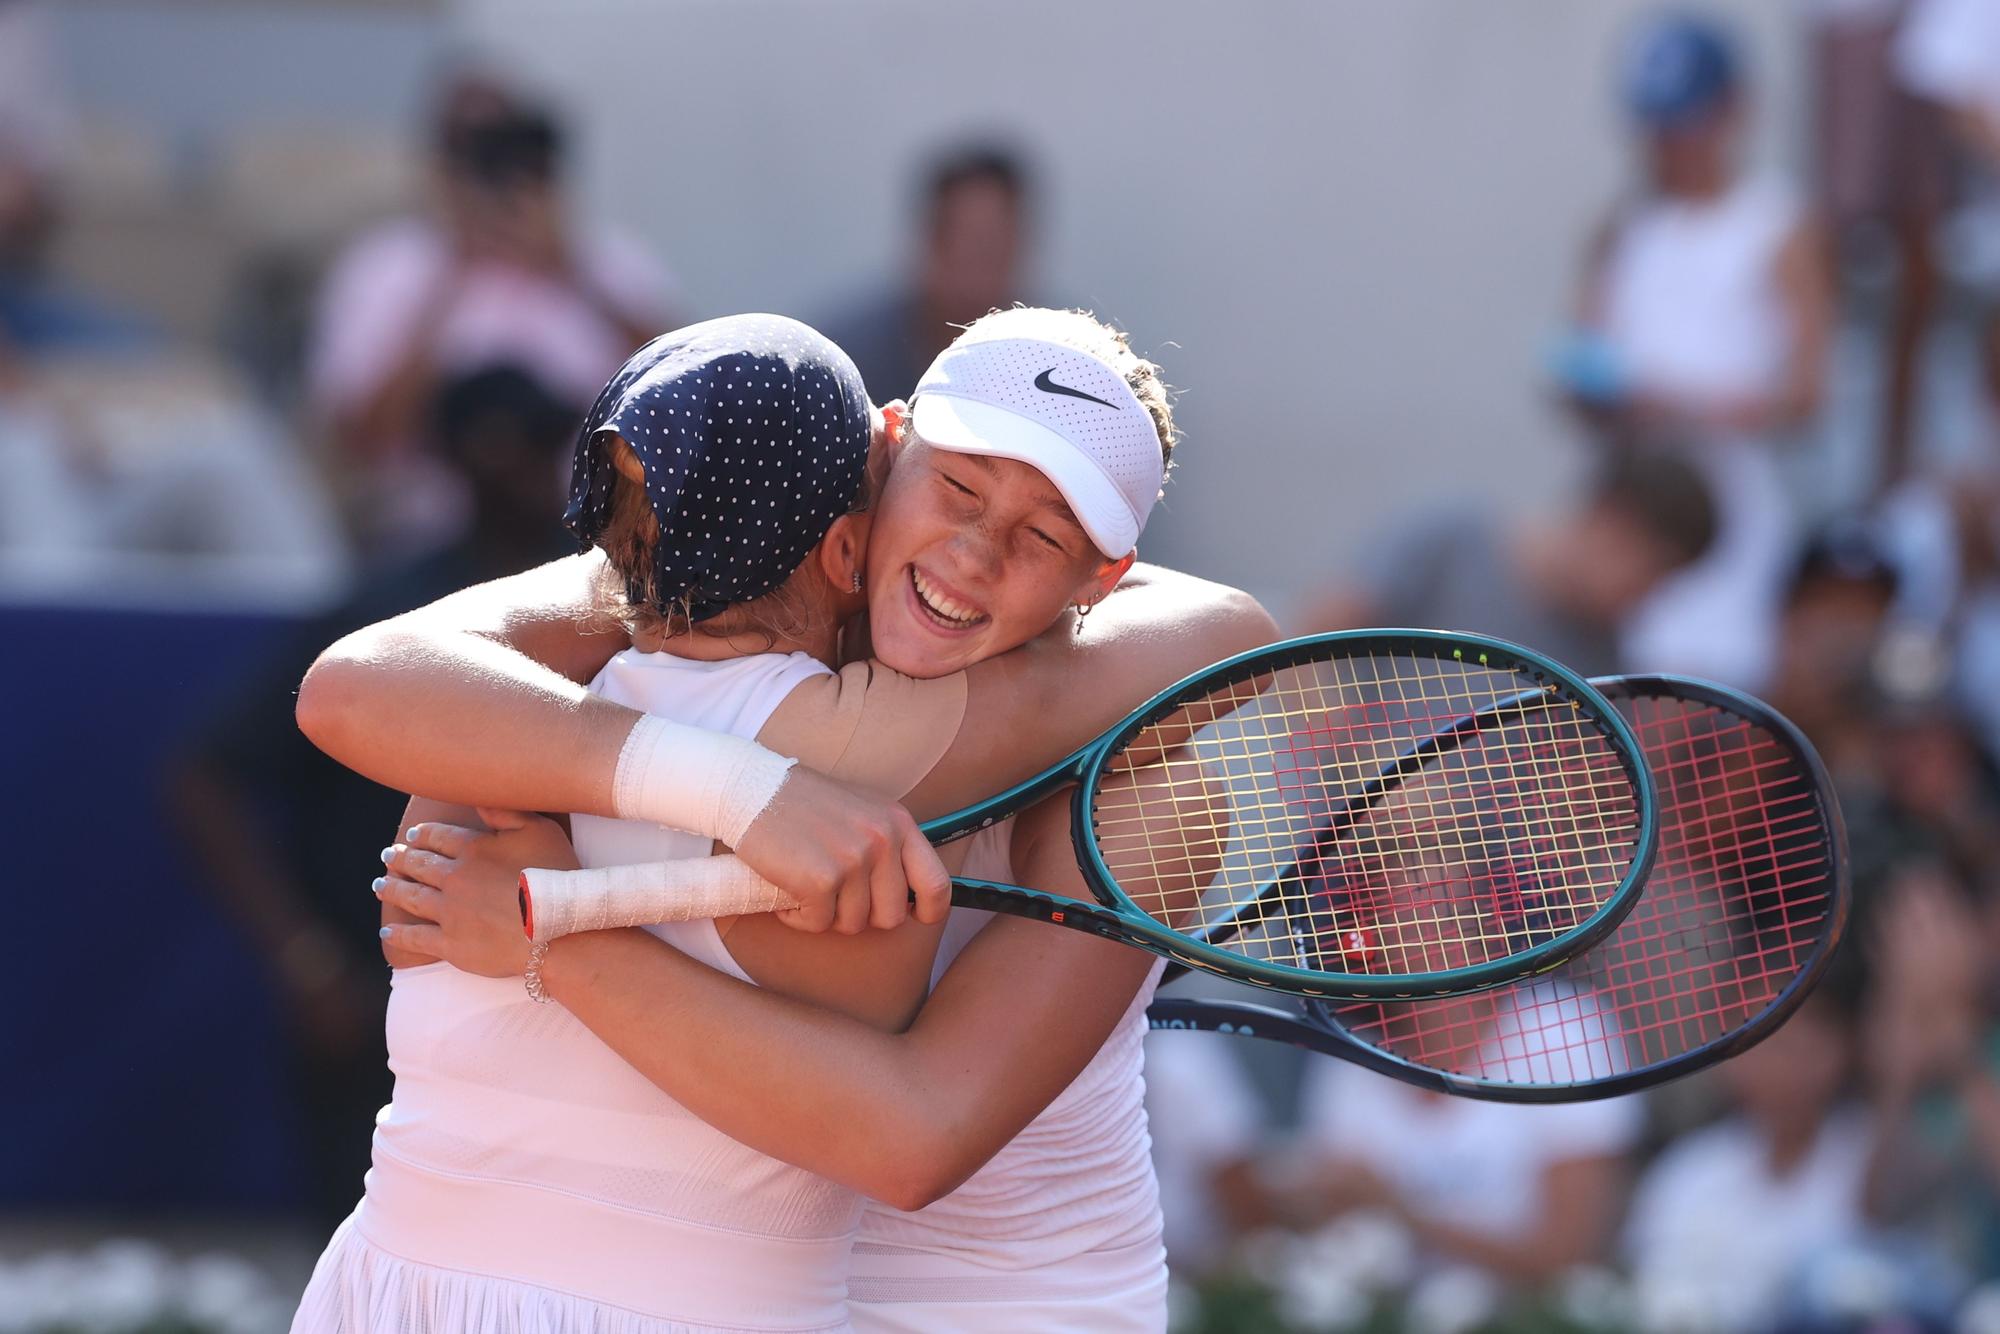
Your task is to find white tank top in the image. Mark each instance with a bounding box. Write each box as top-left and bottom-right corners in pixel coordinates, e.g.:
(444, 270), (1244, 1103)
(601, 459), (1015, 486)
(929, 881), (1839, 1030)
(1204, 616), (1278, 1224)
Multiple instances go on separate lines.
(1600, 177), (1800, 411)
(362, 648), (860, 1333)
(850, 819), (1168, 1307)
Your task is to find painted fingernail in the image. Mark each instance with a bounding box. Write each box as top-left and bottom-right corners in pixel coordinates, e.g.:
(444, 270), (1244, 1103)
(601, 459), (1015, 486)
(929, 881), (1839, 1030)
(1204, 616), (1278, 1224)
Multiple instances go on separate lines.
(406, 826), (423, 841)
(371, 877), (387, 895)
(378, 926), (394, 940)
(380, 846), (397, 865)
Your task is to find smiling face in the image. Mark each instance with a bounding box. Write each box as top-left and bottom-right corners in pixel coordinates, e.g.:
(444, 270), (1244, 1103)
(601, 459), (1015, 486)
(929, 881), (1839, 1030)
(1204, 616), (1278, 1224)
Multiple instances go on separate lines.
(863, 437), (1127, 678)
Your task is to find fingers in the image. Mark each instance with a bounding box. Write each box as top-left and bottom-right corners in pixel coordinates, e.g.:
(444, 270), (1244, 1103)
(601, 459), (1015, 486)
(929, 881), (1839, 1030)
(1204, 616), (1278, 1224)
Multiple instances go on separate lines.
(402, 823), (480, 859)
(379, 921), (445, 960)
(866, 837), (910, 933)
(775, 900), (836, 934)
(385, 844), (456, 887)
(374, 874), (445, 923)
(902, 822), (952, 927)
(834, 863), (876, 936)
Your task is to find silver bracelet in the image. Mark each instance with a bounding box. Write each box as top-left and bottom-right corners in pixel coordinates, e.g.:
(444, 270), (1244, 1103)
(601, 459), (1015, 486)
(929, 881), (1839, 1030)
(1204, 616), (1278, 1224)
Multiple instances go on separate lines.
(524, 940), (553, 1004)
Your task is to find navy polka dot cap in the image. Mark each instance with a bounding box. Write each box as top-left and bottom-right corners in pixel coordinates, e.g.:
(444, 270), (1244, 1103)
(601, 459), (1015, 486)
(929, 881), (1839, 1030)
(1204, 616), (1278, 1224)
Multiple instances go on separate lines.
(564, 314), (872, 624)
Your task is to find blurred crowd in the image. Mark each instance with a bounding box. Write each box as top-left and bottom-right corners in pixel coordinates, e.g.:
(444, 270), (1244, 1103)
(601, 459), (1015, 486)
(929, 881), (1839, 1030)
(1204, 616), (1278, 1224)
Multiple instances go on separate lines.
(9, 0), (2000, 1330)
(1150, 4), (2000, 1331)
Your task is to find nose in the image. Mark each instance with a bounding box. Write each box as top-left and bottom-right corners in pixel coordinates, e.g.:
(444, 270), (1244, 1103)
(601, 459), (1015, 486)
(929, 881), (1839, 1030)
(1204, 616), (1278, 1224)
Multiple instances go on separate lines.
(948, 526), (1005, 583)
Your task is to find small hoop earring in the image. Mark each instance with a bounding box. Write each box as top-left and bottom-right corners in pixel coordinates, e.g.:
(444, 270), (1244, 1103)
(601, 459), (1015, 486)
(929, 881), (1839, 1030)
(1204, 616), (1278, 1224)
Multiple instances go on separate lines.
(1073, 600), (1095, 620)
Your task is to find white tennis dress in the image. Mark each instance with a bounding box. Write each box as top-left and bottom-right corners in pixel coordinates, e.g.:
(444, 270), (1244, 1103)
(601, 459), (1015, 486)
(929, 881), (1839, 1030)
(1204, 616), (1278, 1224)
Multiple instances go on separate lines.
(293, 648), (860, 1334)
(848, 823), (1170, 1333)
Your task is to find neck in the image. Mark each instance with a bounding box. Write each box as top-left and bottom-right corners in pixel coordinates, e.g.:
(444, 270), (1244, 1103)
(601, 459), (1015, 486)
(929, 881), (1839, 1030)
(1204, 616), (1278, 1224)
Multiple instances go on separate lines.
(641, 620), (839, 667)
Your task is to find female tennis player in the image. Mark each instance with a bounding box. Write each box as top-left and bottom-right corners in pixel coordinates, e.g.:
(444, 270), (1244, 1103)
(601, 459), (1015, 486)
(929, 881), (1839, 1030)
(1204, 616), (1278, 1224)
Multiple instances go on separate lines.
(297, 306), (1275, 1330)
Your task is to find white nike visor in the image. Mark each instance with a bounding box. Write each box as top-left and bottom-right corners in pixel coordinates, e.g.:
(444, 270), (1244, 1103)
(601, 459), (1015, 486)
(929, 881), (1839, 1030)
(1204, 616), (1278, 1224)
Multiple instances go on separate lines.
(910, 320), (1163, 558)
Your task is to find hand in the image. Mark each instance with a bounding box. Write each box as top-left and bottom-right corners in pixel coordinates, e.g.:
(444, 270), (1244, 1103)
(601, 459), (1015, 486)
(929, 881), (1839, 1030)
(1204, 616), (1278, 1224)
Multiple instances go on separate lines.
(734, 766), (952, 934)
(376, 809), (580, 977)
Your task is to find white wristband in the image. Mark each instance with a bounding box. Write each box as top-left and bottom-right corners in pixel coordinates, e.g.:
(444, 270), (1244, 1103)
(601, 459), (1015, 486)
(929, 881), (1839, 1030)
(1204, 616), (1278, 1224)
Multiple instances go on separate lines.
(612, 713), (797, 847)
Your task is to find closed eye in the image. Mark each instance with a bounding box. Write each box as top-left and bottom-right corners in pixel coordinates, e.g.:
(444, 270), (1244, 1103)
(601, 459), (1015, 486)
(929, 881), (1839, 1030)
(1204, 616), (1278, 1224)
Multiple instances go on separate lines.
(941, 474), (976, 498)
(1029, 527), (1068, 553)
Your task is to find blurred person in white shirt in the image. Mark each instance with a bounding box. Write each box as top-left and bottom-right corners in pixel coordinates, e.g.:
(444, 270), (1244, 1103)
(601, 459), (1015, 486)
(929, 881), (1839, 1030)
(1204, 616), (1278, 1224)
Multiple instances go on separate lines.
(1804, 0), (1958, 489)
(307, 65), (674, 558)
(1245, 987), (1642, 1290)
(1559, 11), (1834, 692)
(1143, 1032), (1267, 1276)
(1624, 985), (1874, 1330)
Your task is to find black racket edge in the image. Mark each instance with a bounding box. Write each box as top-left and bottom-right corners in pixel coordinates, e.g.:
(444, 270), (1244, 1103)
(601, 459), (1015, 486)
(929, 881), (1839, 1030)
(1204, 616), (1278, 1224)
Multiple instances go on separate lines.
(1146, 674), (1852, 1103)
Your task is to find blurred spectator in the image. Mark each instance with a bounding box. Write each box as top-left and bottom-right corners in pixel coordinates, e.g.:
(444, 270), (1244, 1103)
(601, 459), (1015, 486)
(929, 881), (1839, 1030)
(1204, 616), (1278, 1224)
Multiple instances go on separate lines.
(1767, 521), (1904, 778)
(1560, 10), (1833, 690)
(1623, 987), (1876, 1330)
(167, 364), (578, 1222)
(307, 66), (673, 558)
(1804, 0), (1956, 490)
(1566, 11), (1831, 446)
(1254, 1050), (1639, 1288)
(0, 354), (347, 603)
(1144, 1035), (1267, 1276)
(0, 9), (147, 356)
(1863, 862), (2000, 1280)
(1897, 0), (2000, 464)
(1298, 448), (1716, 677)
(823, 142), (1032, 401)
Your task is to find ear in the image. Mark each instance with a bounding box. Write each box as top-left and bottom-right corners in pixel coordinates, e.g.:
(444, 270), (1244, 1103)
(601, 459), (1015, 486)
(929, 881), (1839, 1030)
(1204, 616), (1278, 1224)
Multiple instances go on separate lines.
(878, 399), (911, 462)
(1080, 551), (1136, 606)
(817, 511), (871, 598)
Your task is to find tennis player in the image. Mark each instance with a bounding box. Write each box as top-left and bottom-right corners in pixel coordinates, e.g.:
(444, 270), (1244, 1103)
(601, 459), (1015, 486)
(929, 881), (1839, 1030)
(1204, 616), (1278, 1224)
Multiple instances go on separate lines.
(297, 306), (1274, 1330)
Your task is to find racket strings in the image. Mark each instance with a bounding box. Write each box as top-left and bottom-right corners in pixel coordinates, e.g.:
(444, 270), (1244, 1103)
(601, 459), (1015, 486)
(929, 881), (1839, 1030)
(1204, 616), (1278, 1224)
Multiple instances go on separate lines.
(1088, 651), (1647, 980)
(1321, 694), (1835, 1083)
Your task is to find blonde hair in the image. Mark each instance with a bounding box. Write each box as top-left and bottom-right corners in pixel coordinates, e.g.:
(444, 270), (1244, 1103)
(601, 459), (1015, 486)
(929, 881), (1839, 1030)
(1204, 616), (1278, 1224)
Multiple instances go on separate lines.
(955, 306), (1179, 475)
(591, 432), (875, 646)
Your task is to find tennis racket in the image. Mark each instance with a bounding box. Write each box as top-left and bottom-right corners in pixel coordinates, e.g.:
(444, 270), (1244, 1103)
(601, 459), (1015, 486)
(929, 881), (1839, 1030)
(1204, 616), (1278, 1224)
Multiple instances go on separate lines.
(520, 630), (1659, 1000)
(1147, 675), (1847, 1098)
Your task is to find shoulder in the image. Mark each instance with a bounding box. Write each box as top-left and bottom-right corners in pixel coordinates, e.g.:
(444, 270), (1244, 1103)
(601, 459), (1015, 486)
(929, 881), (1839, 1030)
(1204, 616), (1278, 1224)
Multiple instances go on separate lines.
(759, 658), (968, 793)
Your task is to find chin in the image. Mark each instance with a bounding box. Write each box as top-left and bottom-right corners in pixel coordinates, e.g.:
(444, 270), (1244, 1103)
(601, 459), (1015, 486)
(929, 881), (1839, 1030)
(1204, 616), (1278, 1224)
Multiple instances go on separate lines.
(872, 623), (977, 680)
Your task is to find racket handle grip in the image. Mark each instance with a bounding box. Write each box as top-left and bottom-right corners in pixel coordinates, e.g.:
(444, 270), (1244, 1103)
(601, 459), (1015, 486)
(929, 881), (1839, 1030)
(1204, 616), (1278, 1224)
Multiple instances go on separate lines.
(520, 855), (796, 943)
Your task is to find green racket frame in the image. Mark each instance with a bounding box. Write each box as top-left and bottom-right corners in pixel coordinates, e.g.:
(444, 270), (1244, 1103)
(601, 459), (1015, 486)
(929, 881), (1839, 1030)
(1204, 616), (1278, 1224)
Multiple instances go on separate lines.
(915, 629), (1659, 1000)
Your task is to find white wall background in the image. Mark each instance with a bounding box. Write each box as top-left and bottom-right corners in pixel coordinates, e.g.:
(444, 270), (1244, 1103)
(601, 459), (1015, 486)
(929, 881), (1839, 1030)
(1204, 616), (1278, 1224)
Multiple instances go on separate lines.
(456, 0), (1804, 617)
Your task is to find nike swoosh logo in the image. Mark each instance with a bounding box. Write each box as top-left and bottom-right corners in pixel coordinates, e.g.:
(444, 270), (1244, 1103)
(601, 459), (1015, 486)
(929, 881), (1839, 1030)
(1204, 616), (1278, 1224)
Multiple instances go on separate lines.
(1034, 368), (1121, 410)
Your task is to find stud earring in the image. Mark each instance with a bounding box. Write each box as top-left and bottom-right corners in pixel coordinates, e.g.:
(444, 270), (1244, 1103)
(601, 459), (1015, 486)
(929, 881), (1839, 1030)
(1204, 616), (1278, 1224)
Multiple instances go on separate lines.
(851, 571), (863, 594)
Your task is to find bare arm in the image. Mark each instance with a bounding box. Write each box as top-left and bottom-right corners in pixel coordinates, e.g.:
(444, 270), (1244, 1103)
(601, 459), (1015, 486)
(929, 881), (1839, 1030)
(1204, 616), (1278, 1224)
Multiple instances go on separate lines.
(1393, 1156), (1625, 1282)
(300, 554), (1269, 821)
(381, 724), (1237, 1207)
(525, 796), (1161, 1211)
(299, 552), (1271, 925)
(297, 552), (632, 813)
(902, 564), (1276, 818)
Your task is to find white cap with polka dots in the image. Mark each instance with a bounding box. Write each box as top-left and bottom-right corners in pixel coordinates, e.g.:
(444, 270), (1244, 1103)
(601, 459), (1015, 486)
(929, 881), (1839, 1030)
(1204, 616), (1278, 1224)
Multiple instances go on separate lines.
(910, 320), (1163, 557)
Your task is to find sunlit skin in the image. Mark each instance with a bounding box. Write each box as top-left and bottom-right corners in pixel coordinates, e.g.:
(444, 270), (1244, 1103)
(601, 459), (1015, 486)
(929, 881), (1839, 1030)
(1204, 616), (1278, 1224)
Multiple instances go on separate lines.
(862, 434), (1133, 680)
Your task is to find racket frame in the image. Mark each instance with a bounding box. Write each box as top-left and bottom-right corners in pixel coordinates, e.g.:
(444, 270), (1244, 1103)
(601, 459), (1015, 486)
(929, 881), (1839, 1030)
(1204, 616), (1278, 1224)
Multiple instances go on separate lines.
(1146, 673), (1850, 1098)
(920, 629), (1658, 1000)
